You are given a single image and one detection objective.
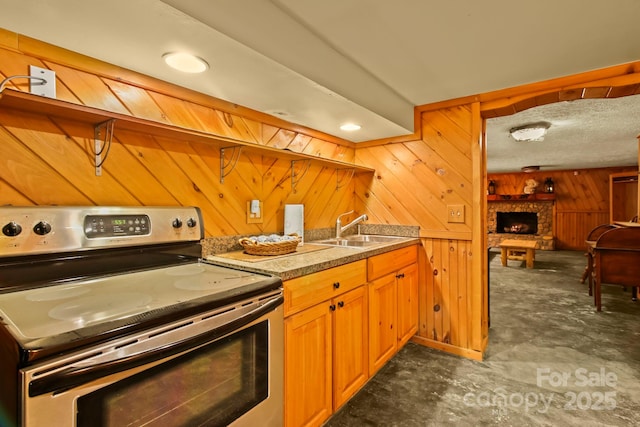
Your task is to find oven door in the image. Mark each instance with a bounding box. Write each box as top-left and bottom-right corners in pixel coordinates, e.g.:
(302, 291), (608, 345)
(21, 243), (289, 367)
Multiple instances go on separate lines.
(20, 292), (283, 427)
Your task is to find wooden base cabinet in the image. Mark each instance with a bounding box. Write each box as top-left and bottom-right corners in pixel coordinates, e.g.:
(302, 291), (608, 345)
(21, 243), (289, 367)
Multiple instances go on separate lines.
(332, 286), (368, 409)
(397, 262), (419, 347)
(367, 245), (419, 376)
(284, 261), (368, 427)
(368, 273), (397, 374)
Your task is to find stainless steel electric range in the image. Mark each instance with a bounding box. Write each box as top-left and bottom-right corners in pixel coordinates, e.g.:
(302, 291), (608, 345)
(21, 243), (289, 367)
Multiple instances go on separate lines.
(0, 206), (283, 427)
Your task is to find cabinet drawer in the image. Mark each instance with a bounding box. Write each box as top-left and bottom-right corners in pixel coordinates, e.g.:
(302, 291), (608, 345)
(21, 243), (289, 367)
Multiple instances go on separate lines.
(367, 245), (418, 281)
(284, 260), (366, 317)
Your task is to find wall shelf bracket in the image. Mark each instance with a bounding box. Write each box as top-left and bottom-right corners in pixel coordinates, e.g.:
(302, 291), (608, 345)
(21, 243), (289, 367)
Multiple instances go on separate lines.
(94, 119), (115, 176)
(220, 146), (242, 183)
(336, 168), (355, 191)
(291, 160), (311, 192)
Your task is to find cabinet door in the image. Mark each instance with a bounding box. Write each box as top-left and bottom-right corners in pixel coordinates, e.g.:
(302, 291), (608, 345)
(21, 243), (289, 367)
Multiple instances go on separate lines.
(333, 286), (368, 409)
(368, 273), (397, 376)
(285, 303), (333, 427)
(397, 263), (419, 348)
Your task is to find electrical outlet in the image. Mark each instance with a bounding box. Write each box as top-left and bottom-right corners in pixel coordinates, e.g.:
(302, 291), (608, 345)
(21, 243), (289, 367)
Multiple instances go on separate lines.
(29, 65), (56, 98)
(447, 204), (465, 223)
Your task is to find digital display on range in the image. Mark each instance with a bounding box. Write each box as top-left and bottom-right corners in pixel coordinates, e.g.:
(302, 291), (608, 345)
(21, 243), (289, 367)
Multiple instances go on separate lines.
(84, 215), (151, 238)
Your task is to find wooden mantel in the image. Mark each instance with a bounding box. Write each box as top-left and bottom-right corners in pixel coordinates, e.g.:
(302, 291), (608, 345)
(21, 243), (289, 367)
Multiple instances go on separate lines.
(487, 193), (555, 202)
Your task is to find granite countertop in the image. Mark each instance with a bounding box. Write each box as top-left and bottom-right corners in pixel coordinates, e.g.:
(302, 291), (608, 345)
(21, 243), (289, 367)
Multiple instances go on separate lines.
(205, 237), (420, 281)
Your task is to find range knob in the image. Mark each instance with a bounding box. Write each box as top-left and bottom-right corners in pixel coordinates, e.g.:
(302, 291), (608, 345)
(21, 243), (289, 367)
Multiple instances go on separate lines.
(2, 221), (22, 237)
(186, 217), (197, 228)
(33, 221), (52, 236)
(172, 218), (183, 229)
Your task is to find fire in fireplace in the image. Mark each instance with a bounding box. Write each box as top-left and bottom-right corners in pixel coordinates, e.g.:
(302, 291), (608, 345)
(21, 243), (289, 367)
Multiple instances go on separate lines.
(497, 212), (538, 234)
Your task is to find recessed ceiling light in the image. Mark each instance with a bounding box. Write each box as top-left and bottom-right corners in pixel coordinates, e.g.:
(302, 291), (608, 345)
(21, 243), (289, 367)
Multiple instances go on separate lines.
(340, 123), (361, 131)
(163, 52), (209, 73)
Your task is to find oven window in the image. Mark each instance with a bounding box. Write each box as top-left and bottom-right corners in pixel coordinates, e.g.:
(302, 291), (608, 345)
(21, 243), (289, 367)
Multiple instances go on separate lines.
(76, 321), (268, 427)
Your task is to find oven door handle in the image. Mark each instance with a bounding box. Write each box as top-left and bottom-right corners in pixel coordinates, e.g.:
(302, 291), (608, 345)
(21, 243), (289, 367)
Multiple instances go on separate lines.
(29, 294), (283, 397)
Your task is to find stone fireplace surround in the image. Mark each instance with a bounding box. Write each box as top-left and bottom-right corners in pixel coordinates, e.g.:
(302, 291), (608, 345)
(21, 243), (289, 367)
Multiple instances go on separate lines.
(487, 199), (555, 250)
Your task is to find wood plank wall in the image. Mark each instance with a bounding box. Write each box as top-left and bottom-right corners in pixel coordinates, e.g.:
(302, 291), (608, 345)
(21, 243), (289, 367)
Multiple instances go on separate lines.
(488, 167), (637, 250)
(0, 31), (361, 237)
(356, 105), (487, 360)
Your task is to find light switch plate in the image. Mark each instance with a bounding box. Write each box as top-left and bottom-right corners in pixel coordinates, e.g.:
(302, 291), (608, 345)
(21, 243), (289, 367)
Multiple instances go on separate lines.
(447, 204), (465, 223)
(29, 65), (56, 98)
(247, 201), (263, 224)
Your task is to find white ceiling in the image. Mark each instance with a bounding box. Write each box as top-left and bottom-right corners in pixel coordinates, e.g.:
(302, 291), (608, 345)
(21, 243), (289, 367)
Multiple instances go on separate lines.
(1, 0), (639, 172)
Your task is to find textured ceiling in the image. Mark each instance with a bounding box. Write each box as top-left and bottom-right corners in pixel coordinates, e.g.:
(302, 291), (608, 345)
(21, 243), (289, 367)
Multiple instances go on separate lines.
(487, 94), (640, 173)
(0, 0), (639, 172)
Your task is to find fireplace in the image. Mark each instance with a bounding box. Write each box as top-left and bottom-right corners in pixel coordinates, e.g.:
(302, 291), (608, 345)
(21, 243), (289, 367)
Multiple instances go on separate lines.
(487, 199), (555, 250)
(497, 212), (537, 234)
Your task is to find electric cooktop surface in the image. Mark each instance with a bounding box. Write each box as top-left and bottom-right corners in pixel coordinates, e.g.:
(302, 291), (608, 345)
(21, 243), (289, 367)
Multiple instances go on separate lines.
(0, 261), (276, 347)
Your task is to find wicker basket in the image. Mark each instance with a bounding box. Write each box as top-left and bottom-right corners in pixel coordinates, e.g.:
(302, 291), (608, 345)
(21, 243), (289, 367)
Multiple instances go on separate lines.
(239, 234), (301, 256)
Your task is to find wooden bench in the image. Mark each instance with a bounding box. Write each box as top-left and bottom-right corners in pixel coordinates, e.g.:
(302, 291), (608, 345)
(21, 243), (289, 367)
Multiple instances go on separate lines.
(500, 239), (537, 269)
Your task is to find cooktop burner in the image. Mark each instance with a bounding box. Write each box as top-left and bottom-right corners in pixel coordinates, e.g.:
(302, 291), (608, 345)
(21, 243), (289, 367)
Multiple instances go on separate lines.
(48, 293), (153, 323)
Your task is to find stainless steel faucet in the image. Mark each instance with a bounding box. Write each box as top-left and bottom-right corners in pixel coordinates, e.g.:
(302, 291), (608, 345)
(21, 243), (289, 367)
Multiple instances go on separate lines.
(336, 211), (368, 239)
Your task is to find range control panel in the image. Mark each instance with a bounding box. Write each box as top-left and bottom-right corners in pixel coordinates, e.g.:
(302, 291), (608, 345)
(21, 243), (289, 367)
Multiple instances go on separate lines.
(84, 215), (151, 238)
(0, 206), (203, 257)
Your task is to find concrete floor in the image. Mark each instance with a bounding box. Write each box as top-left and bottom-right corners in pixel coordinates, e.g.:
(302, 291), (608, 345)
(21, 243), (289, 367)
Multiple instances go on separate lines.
(325, 249), (640, 426)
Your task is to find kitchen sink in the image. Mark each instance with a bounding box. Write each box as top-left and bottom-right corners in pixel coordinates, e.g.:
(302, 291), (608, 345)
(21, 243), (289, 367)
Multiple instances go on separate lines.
(311, 234), (409, 248)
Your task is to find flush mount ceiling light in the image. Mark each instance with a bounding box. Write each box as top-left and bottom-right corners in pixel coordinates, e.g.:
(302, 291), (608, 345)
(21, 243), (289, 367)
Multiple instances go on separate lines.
(340, 123), (361, 131)
(509, 121), (551, 142)
(163, 52), (209, 73)
(521, 165), (541, 173)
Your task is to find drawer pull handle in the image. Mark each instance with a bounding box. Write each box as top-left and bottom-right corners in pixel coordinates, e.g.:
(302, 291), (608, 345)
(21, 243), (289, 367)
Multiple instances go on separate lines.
(329, 304), (336, 311)
(333, 282), (340, 289)
(396, 273), (405, 279)
(338, 301), (345, 308)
